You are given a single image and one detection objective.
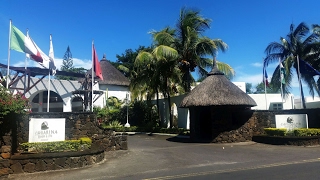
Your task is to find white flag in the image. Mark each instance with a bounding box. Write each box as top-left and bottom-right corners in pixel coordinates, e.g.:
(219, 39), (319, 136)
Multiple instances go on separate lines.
(49, 34), (56, 75)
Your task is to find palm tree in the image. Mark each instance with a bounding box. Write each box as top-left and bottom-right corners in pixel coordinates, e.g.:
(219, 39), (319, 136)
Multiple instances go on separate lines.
(134, 45), (180, 128)
(264, 22), (320, 108)
(151, 8), (234, 92)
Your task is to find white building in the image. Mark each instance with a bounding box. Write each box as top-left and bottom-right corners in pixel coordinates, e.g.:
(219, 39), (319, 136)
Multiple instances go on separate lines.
(250, 94), (295, 110)
(232, 82), (295, 110)
(294, 97), (320, 109)
(7, 56), (130, 112)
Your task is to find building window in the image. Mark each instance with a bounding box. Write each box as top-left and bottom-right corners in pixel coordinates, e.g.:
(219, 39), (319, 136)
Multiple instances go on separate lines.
(272, 103), (283, 110)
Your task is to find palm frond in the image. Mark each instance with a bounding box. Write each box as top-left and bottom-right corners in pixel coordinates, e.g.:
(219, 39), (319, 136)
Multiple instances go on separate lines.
(151, 27), (176, 46)
(152, 45), (178, 62)
(216, 61), (235, 80)
(117, 64), (129, 73)
(135, 51), (154, 67)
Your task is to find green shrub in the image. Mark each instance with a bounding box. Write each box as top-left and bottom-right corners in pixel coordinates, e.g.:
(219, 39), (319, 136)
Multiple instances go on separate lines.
(20, 137), (92, 153)
(102, 125), (188, 135)
(93, 106), (109, 120)
(93, 97), (124, 124)
(0, 86), (30, 118)
(79, 137), (92, 144)
(264, 128), (287, 136)
(108, 120), (123, 127)
(293, 128), (320, 136)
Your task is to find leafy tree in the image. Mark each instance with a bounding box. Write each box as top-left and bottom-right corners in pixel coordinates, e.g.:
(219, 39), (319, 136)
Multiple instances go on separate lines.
(70, 67), (87, 74)
(112, 47), (154, 105)
(114, 46), (152, 79)
(264, 22), (320, 108)
(55, 46), (85, 80)
(61, 46), (73, 70)
(246, 83), (253, 94)
(254, 82), (280, 94)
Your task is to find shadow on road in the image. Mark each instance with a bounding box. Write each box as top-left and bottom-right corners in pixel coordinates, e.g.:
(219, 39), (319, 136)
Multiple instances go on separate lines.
(166, 135), (213, 143)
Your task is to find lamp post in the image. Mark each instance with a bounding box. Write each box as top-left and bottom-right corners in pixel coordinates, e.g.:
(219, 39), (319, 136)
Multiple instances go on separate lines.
(125, 92), (130, 127)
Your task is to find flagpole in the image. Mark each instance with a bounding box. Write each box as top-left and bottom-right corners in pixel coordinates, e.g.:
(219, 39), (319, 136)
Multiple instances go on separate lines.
(297, 55), (303, 108)
(24, 55), (28, 94)
(24, 29), (29, 94)
(263, 59), (268, 110)
(279, 58), (284, 103)
(91, 41), (94, 112)
(7, 20), (12, 89)
(47, 71), (51, 112)
(47, 34), (53, 112)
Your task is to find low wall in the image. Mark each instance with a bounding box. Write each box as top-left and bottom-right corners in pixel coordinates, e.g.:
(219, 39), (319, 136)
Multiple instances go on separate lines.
(190, 108), (320, 143)
(252, 135), (320, 146)
(2, 147), (105, 175)
(0, 112), (127, 178)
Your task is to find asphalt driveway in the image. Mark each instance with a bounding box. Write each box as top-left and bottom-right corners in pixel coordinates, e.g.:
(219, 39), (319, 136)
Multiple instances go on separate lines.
(8, 133), (320, 180)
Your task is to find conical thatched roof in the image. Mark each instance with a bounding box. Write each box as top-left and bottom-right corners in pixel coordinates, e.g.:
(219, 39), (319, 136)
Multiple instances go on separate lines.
(180, 66), (257, 108)
(88, 55), (130, 86)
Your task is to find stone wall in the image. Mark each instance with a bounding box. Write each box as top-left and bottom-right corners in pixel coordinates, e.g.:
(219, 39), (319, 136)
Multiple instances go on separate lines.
(190, 108), (320, 143)
(2, 148), (105, 175)
(211, 110), (271, 143)
(0, 112), (127, 178)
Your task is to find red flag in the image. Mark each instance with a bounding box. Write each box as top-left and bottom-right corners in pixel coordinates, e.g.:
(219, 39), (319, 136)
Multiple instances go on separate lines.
(92, 44), (103, 80)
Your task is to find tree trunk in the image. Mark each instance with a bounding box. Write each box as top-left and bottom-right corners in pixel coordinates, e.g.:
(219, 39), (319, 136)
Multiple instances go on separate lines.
(156, 90), (161, 127)
(299, 83), (307, 109)
(168, 93), (173, 128)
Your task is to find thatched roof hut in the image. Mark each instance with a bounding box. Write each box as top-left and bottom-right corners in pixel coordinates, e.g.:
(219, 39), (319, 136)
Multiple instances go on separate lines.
(89, 55), (130, 86)
(180, 66), (256, 108)
(180, 66), (256, 142)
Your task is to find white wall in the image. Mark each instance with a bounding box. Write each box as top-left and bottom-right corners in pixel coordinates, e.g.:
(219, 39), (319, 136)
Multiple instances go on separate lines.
(249, 93), (294, 110)
(11, 77), (129, 112)
(295, 97), (320, 109)
(92, 84), (129, 108)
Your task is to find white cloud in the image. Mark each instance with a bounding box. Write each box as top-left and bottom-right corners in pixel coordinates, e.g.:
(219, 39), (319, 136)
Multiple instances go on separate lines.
(72, 58), (91, 69)
(12, 57), (91, 71)
(233, 73), (262, 86)
(251, 62), (262, 67)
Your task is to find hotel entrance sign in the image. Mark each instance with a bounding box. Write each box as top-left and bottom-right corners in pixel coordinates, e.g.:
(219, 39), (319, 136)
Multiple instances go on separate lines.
(28, 118), (65, 142)
(275, 114), (308, 130)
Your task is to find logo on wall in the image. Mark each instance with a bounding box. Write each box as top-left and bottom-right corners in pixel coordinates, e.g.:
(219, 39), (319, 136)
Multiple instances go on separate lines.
(41, 121), (49, 130)
(287, 117), (293, 123)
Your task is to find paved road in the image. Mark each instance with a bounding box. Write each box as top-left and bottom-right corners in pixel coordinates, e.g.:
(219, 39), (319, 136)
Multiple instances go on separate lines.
(8, 134), (320, 180)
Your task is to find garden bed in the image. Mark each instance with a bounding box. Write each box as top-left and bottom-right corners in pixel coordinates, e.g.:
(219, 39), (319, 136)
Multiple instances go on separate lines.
(252, 135), (320, 146)
(4, 145), (106, 176)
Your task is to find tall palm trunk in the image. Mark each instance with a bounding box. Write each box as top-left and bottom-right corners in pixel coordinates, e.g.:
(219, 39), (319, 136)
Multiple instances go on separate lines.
(165, 77), (173, 128)
(167, 93), (173, 128)
(299, 75), (306, 109)
(295, 58), (307, 109)
(156, 89), (162, 127)
(300, 85), (307, 109)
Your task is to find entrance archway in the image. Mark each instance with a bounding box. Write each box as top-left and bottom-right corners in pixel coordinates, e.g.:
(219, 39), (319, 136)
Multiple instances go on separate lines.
(31, 91), (63, 112)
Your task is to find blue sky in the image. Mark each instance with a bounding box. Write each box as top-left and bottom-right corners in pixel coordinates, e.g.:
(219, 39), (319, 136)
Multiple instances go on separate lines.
(1, 0), (320, 98)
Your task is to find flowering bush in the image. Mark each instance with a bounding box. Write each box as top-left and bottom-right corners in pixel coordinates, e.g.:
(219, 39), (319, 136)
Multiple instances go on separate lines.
(0, 86), (30, 119)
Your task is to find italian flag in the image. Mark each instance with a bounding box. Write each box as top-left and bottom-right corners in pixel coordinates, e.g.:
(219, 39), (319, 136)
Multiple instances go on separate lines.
(10, 25), (48, 64)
